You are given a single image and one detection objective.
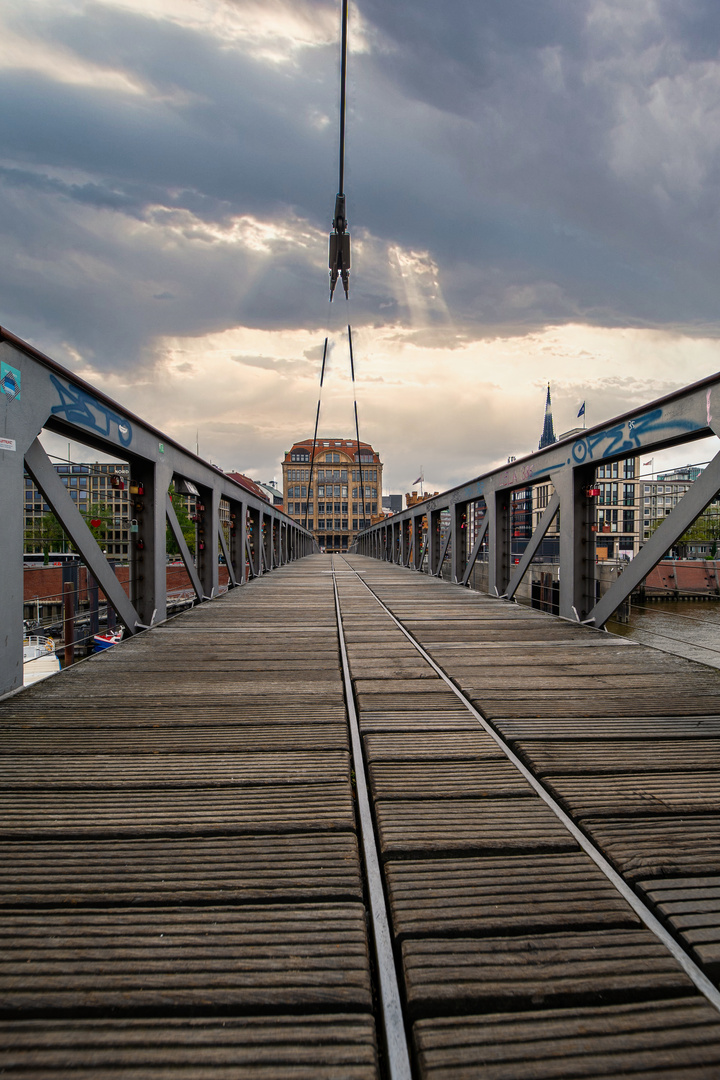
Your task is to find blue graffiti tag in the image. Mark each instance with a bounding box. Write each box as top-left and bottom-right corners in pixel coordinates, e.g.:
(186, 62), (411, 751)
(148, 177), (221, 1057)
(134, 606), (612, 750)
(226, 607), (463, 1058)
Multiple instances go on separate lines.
(50, 375), (133, 446)
(571, 408), (699, 464)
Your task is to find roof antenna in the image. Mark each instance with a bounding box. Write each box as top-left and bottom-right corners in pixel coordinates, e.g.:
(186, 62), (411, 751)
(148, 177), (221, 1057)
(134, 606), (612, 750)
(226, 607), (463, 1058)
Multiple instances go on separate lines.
(329, 0), (350, 301)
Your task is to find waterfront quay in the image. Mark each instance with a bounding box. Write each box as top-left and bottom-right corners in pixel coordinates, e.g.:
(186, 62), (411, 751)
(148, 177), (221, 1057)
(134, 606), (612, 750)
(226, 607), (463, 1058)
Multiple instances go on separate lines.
(2, 553), (720, 1077)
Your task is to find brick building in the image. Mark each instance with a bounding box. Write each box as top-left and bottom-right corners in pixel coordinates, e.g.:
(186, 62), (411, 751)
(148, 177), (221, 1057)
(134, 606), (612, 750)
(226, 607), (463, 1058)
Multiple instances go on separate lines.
(282, 438), (382, 553)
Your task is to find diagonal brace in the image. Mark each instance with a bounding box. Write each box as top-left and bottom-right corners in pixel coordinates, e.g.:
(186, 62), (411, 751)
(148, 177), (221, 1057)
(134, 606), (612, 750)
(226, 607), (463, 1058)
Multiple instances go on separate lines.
(590, 446), (720, 627)
(434, 528), (452, 576)
(462, 515), (489, 586)
(24, 438), (142, 633)
(506, 492), (560, 601)
(166, 493), (203, 601)
(218, 524), (235, 587)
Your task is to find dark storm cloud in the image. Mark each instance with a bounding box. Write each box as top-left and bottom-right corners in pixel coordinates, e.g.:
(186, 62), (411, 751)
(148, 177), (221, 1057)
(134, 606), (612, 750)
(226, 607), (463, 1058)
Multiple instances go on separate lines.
(2, 0), (720, 378)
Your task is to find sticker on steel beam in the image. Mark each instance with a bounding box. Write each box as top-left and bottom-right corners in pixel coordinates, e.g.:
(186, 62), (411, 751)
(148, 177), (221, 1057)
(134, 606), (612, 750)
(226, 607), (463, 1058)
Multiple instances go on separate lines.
(1, 362), (21, 401)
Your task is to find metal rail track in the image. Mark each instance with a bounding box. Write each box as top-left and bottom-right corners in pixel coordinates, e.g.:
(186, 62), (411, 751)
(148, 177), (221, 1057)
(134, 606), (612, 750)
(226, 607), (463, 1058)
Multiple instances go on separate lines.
(330, 557), (413, 1080)
(336, 554), (720, 1018)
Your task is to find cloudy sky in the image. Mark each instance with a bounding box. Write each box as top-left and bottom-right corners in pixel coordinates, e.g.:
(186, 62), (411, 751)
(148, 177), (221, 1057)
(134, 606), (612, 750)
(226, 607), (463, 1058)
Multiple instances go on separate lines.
(3, 0), (720, 493)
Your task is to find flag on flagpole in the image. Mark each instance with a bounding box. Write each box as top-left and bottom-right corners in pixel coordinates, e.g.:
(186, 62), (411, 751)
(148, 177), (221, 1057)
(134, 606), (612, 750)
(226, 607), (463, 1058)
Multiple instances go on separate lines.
(413, 475), (422, 485)
(577, 402), (585, 418)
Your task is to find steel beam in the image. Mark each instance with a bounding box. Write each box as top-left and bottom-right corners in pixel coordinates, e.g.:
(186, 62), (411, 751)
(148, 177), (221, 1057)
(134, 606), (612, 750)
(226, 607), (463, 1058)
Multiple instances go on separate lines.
(555, 464), (596, 621)
(1, 442), (25, 695)
(129, 459), (169, 626)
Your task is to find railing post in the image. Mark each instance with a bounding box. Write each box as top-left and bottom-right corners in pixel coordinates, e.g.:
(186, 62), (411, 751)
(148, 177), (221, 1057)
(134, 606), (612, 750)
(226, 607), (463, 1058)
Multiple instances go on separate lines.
(0, 447), (24, 695)
(227, 497), (245, 583)
(428, 508), (440, 575)
(130, 460), (169, 626)
(247, 506), (260, 576)
(412, 515), (422, 569)
(488, 486), (511, 597)
(262, 510), (273, 570)
(193, 483), (219, 599)
(556, 463), (603, 621)
(63, 581), (75, 668)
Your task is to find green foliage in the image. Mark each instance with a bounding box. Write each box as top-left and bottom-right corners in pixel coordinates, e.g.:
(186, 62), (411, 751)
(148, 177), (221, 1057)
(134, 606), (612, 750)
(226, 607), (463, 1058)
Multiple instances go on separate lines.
(167, 487), (196, 555)
(647, 507), (720, 558)
(23, 513), (66, 562)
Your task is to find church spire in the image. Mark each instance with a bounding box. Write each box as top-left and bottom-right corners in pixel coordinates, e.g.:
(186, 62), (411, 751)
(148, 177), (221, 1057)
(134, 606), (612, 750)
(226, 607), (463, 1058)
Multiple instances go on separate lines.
(538, 383), (556, 450)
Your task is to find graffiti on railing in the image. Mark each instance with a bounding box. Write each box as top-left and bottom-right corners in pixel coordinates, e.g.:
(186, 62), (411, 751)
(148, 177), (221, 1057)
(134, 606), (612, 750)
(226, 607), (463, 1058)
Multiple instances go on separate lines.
(570, 408), (698, 465)
(50, 375), (133, 447)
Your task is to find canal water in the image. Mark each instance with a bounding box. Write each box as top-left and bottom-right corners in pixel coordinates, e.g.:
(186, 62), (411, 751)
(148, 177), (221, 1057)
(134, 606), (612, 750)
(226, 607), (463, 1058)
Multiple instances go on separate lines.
(607, 599), (720, 671)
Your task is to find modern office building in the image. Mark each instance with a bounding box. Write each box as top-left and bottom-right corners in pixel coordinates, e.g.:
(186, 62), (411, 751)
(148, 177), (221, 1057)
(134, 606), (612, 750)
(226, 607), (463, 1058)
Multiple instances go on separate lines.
(24, 461), (131, 558)
(282, 438), (383, 552)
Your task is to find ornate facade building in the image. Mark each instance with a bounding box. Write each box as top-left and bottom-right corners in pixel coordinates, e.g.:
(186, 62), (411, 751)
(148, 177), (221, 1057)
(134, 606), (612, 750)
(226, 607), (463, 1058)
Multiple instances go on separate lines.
(282, 438), (383, 553)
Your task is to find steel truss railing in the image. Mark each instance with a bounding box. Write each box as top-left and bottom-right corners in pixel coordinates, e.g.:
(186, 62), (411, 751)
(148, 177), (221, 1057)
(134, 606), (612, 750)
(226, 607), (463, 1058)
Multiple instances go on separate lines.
(353, 373), (720, 628)
(0, 327), (316, 697)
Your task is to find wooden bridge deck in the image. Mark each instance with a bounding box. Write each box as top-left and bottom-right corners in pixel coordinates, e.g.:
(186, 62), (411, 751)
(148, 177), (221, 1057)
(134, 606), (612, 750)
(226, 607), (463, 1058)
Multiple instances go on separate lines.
(2, 553), (720, 1077)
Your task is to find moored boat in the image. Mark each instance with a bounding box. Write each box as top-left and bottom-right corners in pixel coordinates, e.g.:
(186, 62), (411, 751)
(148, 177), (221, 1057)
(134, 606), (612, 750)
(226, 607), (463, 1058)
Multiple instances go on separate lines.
(23, 635), (61, 686)
(93, 628), (124, 652)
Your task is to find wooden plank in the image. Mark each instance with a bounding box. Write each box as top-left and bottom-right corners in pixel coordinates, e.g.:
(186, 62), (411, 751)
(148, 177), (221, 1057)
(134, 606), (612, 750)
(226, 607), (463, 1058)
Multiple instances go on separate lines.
(0, 784), (355, 839)
(0, 1015), (379, 1078)
(363, 732), (502, 762)
(413, 997), (720, 1079)
(0, 751), (351, 789)
(515, 740), (720, 775)
(0, 833), (363, 905)
(385, 852), (640, 938)
(359, 713), (480, 733)
(585, 817), (720, 882)
(0, 904), (373, 1011)
(368, 761), (533, 800)
(637, 876), (720, 983)
(546, 772), (720, 817)
(0, 724), (351, 754)
(401, 929), (694, 1018)
(375, 798), (578, 858)
(476, 693), (720, 719)
(496, 717), (720, 740)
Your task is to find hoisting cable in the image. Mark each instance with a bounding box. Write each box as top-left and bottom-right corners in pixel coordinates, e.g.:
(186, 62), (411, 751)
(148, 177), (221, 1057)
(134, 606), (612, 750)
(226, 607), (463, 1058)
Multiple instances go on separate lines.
(329, 0), (350, 301)
(305, 337), (328, 532)
(348, 324), (367, 529)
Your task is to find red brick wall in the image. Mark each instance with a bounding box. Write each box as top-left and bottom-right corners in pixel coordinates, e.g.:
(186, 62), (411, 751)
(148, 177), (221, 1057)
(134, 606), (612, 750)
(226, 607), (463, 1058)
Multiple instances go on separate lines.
(644, 560), (720, 594)
(24, 563), (230, 604)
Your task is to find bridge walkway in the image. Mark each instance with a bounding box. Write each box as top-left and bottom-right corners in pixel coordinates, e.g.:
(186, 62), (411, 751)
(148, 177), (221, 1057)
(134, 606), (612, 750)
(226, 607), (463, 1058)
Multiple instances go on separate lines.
(2, 553), (720, 1076)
